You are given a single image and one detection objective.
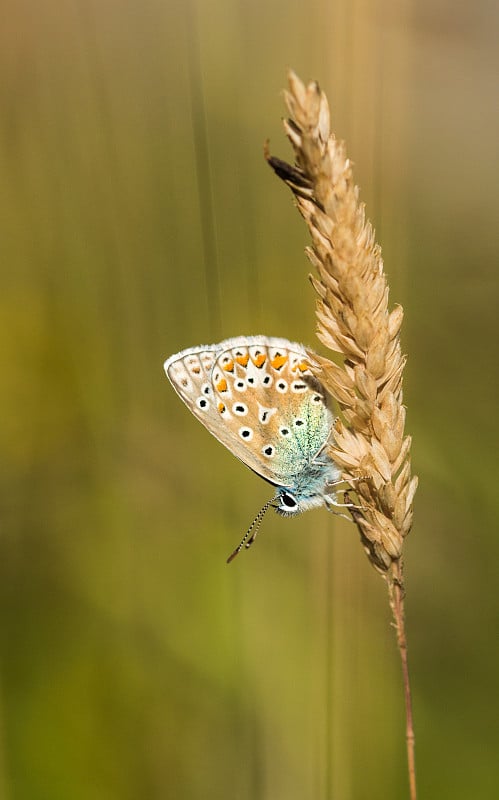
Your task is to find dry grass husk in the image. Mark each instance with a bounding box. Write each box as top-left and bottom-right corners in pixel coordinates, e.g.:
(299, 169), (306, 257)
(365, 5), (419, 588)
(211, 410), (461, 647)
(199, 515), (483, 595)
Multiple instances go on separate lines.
(267, 70), (417, 581)
(267, 70), (418, 800)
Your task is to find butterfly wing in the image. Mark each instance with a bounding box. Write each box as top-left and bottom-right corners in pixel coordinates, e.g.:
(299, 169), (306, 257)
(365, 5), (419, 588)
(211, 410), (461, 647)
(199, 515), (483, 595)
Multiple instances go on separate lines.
(164, 336), (333, 487)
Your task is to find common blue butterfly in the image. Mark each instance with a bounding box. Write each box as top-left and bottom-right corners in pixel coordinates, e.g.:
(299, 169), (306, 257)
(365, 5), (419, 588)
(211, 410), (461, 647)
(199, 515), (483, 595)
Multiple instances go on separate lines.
(164, 336), (342, 560)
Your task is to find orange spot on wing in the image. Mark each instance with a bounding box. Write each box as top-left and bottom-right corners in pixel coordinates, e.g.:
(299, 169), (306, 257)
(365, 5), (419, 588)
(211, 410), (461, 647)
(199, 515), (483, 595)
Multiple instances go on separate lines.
(191, 366), (201, 374)
(218, 402), (226, 413)
(253, 353), (266, 368)
(297, 361), (310, 372)
(271, 354), (287, 370)
(216, 378), (228, 392)
(235, 354), (249, 367)
(222, 360), (234, 372)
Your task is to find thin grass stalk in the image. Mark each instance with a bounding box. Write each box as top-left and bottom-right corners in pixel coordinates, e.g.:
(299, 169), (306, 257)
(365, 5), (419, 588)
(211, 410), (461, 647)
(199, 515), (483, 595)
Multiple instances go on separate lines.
(266, 70), (418, 800)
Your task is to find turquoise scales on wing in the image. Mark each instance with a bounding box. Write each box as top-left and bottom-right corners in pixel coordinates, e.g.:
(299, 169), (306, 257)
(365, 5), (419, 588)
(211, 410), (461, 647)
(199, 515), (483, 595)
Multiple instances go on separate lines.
(164, 336), (341, 517)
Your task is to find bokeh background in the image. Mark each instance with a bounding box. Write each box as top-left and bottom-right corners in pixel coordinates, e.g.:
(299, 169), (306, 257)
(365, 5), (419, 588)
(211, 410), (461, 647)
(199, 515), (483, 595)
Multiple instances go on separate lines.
(1, 0), (498, 798)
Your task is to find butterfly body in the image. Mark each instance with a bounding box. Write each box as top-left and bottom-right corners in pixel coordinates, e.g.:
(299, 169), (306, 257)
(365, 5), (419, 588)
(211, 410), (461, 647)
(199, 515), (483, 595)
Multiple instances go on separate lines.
(164, 336), (341, 518)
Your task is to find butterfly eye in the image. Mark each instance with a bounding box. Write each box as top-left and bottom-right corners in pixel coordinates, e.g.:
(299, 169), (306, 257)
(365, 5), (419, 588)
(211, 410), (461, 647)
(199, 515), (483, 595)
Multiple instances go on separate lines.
(281, 493), (298, 510)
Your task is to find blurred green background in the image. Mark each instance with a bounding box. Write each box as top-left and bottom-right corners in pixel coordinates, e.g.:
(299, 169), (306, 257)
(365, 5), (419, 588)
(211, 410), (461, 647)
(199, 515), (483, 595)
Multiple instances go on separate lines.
(1, 0), (498, 798)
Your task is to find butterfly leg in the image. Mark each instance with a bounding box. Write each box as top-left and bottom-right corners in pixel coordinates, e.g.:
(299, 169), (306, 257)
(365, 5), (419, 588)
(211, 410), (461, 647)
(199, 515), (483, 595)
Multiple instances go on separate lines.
(324, 476), (369, 512)
(324, 492), (367, 518)
(324, 495), (356, 521)
(325, 475), (370, 490)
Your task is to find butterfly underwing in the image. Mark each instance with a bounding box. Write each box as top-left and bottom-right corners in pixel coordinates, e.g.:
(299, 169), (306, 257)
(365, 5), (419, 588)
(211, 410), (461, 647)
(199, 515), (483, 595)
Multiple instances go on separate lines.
(164, 336), (342, 559)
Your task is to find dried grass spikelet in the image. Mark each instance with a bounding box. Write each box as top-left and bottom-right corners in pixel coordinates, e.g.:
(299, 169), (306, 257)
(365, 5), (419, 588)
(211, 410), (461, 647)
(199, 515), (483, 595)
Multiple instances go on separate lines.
(266, 71), (418, 581)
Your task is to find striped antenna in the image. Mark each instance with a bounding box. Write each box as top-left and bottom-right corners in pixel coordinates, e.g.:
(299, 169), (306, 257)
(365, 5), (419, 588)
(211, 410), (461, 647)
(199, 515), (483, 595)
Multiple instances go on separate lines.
(226, 499), (275, 564)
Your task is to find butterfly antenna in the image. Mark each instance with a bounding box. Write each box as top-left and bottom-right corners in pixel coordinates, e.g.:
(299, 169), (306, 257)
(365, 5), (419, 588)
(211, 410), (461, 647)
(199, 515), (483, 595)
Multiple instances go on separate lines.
(226, 500), (275, 564)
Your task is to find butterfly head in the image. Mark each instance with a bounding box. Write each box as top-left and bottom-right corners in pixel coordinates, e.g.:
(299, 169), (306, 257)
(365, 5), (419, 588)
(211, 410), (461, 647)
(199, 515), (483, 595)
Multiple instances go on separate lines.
(273, 455), (341, 516)
(227, 458), (340, 563)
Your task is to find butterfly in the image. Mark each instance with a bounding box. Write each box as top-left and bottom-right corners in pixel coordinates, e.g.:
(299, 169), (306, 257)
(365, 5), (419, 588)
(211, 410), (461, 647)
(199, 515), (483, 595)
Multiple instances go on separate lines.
(164, 336), (343, 561)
